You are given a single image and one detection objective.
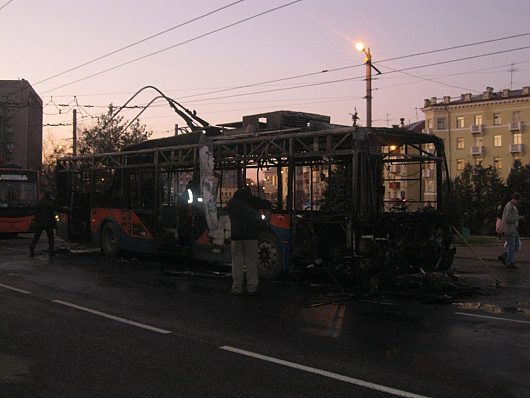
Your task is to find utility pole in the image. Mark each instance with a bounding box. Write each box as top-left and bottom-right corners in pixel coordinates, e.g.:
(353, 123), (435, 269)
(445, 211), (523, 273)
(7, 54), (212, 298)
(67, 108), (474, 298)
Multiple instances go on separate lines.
(365, 47), (373, 128)
(72, 109), (77, 155)
(355, 43), (381, 128)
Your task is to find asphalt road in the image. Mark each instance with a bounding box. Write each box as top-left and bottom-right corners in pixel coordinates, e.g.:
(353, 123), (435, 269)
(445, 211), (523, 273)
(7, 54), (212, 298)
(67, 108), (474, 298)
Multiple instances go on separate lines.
(1, 235), (529, 397)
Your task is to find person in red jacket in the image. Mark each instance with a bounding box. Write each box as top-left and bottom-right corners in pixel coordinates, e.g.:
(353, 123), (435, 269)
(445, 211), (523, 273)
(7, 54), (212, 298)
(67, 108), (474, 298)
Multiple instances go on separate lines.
(227, 186), (271, 295)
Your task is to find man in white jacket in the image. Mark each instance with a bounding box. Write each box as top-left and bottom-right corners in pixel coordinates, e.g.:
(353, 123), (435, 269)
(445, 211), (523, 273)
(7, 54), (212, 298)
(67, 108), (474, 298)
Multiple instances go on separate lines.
(499, 193), (524, 268)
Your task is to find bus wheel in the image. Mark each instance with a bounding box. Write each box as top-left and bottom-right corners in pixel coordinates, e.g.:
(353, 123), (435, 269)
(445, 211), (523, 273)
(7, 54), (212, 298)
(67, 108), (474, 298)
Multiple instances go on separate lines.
(257, 232), (283, 279)
(101, 223), (121, 258)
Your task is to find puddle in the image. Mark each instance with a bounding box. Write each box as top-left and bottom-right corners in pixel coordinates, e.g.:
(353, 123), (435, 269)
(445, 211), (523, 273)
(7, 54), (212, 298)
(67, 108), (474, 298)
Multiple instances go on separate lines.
(453, 301), (530, 318)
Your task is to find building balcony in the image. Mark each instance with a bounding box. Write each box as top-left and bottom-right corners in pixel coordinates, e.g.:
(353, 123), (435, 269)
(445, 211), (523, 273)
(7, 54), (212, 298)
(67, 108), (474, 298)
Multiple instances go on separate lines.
(509, 144), (524, 154)
(470, 124), (484, 134)
(509, 121), (522, 131)
(471, 146), (485, 156)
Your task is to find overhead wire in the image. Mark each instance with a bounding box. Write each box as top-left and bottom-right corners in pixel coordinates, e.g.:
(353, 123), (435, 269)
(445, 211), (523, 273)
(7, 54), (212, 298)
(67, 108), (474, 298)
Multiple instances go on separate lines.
(173, 33), (530, 101)
(173, 45), (530, 104)
(41, 45), (530, 129)
(33, 0), (246, 86)
(39, 0), (304, 95)
(0, 0), (14, 12)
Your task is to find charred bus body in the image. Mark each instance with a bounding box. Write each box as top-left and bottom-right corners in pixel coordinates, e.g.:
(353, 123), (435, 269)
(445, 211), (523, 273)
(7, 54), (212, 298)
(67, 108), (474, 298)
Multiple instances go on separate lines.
(56, 111), (454, 279)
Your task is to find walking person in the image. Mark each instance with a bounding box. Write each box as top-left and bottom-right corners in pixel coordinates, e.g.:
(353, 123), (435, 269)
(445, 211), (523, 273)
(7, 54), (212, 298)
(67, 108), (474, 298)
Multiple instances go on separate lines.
(30, 190), (57, 257)
(227, 186), (271, 295)
(498, 193), (524, 269)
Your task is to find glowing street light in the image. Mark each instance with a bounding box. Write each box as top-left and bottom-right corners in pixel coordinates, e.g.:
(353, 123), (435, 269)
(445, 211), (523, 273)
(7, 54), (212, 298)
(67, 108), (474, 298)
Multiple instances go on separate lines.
(355, 41), (381, 128)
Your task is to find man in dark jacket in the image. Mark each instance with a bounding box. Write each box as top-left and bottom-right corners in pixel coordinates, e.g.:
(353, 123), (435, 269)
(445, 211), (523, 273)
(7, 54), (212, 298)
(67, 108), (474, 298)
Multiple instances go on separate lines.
(227, 186), (271, 295)
(30, 190), (57, 257)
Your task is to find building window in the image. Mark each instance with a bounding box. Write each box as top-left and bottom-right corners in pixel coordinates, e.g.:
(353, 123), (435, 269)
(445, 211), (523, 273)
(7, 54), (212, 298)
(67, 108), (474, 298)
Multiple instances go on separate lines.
(436, 117), (446, 130)
(474, 135), (483, 146)
(456, 137), (465, 149)
(475, 157), (483, 166)
(456, 159), (465, 171)
(494, 157), (502, 169)
(493, 135), (502, 147)
(514, 133), (522, 145)
(456, 116), (465, 128)
(493, 113), (502, 125)
(474, 114), (483, 125)
(427, 119), (433, 129)
(512, 111), (521, 123)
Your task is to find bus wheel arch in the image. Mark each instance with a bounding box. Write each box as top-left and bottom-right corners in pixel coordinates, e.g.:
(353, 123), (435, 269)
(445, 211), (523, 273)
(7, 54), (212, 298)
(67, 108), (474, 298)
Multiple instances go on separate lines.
(257, 231), (283, 280)
(100, 221), (121, 258)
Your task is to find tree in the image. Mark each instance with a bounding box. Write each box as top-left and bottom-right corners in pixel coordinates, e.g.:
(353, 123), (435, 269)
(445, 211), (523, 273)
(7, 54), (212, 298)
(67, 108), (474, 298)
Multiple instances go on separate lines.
(78, 104), (152, 154)
(452, 164), (505, 234)
(41, 132), (66, 195)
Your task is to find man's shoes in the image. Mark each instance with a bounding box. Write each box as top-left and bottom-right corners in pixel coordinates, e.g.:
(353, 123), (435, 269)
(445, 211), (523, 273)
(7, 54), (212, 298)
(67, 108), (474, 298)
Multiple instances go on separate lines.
(231, 290), (243, 296)
(29, 247), (34, 257)
(246, 291), (260, 297)
(507, 263), (519, 269)
(498, 254), (506, 265)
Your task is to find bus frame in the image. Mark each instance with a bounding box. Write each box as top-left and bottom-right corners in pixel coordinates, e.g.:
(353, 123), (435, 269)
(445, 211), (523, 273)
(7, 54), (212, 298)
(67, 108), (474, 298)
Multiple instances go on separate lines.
(56, 117), (454, 279)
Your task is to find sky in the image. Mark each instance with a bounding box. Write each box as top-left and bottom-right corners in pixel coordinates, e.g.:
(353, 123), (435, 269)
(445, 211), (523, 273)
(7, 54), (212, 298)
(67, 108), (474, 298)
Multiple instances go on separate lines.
(1, 0), (530, 148)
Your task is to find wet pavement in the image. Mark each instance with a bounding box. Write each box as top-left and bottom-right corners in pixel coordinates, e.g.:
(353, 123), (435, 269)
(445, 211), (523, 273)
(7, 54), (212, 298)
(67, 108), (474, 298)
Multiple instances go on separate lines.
(0, 234), (529, 397)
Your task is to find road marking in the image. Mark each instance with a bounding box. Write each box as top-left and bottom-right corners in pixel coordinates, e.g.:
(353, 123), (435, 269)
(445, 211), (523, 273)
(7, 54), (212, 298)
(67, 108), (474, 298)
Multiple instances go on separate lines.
(0, 246), (28, 254)
(456, 312), (530, 325)
(53, 300), (172, 334)
(0, 282), (31, 295)
(220, 346), (431, 398)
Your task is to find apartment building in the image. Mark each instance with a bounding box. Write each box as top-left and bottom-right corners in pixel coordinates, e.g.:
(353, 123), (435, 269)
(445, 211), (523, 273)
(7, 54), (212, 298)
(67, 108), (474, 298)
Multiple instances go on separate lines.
(422, 86), (530, 180)
(0, 80), (43, 170)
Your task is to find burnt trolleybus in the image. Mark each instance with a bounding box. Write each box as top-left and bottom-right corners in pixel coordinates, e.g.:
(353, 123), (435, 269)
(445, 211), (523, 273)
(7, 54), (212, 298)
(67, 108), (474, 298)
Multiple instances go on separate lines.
(56, 111), (454, 279)
(0, 166), (39, 235)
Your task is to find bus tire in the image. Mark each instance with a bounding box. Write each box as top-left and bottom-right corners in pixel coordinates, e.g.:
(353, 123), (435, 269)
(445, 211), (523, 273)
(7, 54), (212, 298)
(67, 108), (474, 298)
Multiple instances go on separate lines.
(257, 231), (283, 280)
(101, 222), (121, 258)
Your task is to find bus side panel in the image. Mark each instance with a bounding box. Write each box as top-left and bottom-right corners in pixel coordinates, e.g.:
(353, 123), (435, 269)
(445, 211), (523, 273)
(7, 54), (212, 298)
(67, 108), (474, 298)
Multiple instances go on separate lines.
(270, 225), (291, 270)
(0, 215), (33, 234)
(91, 208), (157, 254)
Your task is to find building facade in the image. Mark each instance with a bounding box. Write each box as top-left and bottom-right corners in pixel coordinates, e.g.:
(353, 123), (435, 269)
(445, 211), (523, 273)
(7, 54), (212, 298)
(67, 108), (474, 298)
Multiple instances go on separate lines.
(0, 80), (43, 170)
(422, 86), (530, 180)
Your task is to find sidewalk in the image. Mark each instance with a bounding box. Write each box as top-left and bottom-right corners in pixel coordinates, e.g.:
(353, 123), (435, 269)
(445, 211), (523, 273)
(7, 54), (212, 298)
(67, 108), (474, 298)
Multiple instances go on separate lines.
(455, 236), (530, 264)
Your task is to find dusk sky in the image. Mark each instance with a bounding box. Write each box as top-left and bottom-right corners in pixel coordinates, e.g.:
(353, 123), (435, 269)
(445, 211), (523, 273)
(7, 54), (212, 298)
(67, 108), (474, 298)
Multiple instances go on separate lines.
(2, 0), (530, 146)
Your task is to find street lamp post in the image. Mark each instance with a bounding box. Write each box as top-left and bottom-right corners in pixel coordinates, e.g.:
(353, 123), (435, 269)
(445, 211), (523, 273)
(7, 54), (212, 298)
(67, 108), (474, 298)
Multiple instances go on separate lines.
(355, 42), (381, 128)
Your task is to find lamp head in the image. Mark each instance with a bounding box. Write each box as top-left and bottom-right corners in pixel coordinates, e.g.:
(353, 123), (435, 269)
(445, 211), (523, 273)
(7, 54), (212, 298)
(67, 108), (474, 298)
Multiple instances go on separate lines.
(355, 42), (365, 52)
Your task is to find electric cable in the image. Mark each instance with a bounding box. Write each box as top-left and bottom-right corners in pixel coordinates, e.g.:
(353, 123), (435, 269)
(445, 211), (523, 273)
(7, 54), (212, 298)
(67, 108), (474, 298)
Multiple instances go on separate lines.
(0, 0), (14, 12)
(38, 0), (304, 94)
(33, 0), (246, 86)
(175, 45), (530, 104)
(172, 33), (530, 101)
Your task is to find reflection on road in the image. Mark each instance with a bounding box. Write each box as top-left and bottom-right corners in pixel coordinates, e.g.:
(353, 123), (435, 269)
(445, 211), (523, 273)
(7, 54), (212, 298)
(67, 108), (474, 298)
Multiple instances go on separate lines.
(453, 301), (530, 317)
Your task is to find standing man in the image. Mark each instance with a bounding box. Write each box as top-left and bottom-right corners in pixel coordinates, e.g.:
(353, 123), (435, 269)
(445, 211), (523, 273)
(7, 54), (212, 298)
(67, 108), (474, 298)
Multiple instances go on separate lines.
(227, 186), (271, 295)
(499, 193), (524, 269)
(30, 190), (57, 257)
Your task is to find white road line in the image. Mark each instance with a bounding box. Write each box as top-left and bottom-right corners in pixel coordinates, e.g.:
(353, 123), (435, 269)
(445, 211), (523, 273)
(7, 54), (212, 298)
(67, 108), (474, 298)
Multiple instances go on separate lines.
(53, 300), (172, 334)
(220, 346), (431, 398)
(0, 282), (32, 295)
(0, 246), (28, 253)
(456, 312), (530, 325)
